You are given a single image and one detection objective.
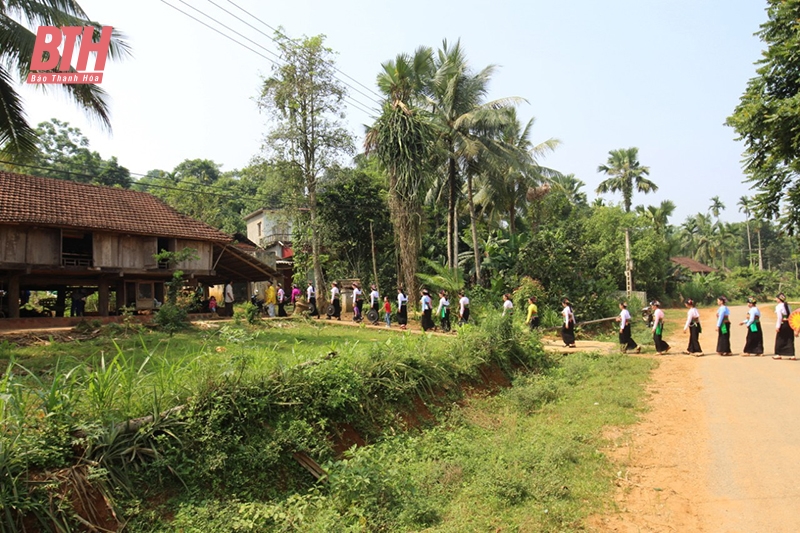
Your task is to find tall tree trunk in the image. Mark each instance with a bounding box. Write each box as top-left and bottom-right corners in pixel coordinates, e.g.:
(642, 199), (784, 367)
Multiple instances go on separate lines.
(757, 228), (763, 270)
(387, 169), (420, 303)
(467, 172), (481, 285)
(448, 152), (458, 275)
(745, 218), (753, 267)
(509, 196), (516, 236)
(308, 185), (325, 306)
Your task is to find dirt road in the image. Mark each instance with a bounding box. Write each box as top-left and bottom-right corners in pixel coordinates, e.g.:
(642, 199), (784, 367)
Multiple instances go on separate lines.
(595, 304), (800, 532)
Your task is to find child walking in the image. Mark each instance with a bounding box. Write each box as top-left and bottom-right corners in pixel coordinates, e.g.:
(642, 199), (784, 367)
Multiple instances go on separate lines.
(383, 296), (392, 328)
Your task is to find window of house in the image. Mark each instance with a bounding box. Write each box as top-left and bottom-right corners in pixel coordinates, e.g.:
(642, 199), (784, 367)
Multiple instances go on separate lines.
(257, 221), (262, 236)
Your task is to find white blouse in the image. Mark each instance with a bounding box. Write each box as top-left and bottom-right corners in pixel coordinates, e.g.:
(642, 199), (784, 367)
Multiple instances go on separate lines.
(619, 309), (631, 329)
(684, 307), (700, 330)
(776, 302), (791, 330)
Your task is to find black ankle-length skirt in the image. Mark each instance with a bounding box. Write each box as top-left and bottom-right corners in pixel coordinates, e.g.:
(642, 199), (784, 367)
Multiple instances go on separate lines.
(743, 323), (764, 355)
(562, 322), (575, 345)
(716, 323), (731, 354)
(619, 324), (637, 350)
(775, 322), (795, 356)
(687, 324), (702, 354)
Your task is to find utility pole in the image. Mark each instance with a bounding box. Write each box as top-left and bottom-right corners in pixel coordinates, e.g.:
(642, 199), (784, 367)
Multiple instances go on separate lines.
(370, 221), (379, 295)
(624, 228), (634, 297)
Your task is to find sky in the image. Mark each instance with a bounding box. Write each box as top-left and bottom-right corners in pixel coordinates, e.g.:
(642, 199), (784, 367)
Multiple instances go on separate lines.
(20, 0), (768, 224)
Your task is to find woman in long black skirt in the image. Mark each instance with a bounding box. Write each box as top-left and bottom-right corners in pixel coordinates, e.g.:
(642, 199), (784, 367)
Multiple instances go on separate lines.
(561, 298), (576, 348)
(715, 296), (732, 356)
(682, 299), (703, 355)
(773, 293), (795, 359)
(396, 288), (408, 330)
(420, 289), (435, 332)
(740, 297), (763, 356)
(617, 302), (639, 353)
(651, 301), (670, 355)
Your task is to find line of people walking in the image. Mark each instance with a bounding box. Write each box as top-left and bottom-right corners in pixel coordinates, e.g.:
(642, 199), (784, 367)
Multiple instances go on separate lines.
(615, 294), (797, 359)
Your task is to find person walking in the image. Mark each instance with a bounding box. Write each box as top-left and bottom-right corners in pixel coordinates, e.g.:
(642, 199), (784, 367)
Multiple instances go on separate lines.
(740, 297), (763, 356)
(397, 288), (408, 330)
(291, 284), (301, 305)
(617, 302), (639, 353)
(715, 296), (732, 356)
(330, 282), (342, 320)
(651, 301), (670, 355)
(561, 298), (576, 348)
(683, 299), (703, 356)
(224, 280), (235, 317)
(265, 281), (277, 317)
(277, 283), (288, 317)
(773, 293), (796, 360)
(420, 289), (435, 332)
(437, 290), (451, 332)
(307, 281), (319, 318)
(352, 282), (363, 322)
(502, 293), (514, 316)
(458, 290), (470, 325)
(383, 296), (392, 328)
(369, 284), (380, 314)
(526, 297), (539, 330)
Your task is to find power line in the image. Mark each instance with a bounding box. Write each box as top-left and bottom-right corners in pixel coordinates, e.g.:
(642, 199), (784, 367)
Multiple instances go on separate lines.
(161, 0), (378, 117)
(210, 0), (384, 105)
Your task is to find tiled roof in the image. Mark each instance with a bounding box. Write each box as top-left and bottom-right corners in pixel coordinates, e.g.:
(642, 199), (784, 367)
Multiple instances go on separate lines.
(670, 256), (716, 274)
(0, 172), (232, 243)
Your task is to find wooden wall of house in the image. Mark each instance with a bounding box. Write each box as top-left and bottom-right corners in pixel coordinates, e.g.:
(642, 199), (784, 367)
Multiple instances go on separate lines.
(0, 226), (59, 265)
(95, 233), (158, 269)
(175, 240), (212, 270)
(93, 234), (211, 271)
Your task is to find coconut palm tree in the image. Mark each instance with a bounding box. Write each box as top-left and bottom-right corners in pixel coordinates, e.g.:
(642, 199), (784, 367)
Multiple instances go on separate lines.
(596, 147), (657, 212)
(635, 200), (676, 236)
(738, 195), (753, 267)
(473, 110), (560, 236)
(426, 40), (523, 282)
(0, 1), (130, 157)
(709, 196), (726, 222)
(365, 47), (435, 298)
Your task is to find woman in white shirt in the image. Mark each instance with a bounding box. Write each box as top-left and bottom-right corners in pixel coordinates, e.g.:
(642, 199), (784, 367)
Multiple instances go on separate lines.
(502, 294), (514, 316)
(458, 291), (470, 325)
(397, 288), (408, 330)
(773, 293), (795, 359)
(651, 300), (670, 355)
(561, 298), (576, 348)
(351, 283), (363, 322)
(437, 290), (451, 332)
(330, 282), (341, 320)
(420, 289), (435, 331)
(369, 285), (380, 313)
(307, 281), (319, 317)
(617, 302), (639, 353)
(740, 297), (763, 356)
(682, 299), (702, 355)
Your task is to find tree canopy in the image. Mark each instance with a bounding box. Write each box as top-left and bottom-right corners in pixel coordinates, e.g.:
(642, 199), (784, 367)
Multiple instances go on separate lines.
(727, 0), (800, 231)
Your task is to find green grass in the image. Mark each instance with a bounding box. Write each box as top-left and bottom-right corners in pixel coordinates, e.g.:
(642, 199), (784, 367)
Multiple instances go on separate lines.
(0, 314), (654, 532)
(145, 351), (655, 532)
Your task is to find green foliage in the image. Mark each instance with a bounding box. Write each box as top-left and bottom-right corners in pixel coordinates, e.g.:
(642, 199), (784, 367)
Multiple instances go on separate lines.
(726, 0), (800, 231)
(25, 119), (132, 187)
(416, 257), (465, 294)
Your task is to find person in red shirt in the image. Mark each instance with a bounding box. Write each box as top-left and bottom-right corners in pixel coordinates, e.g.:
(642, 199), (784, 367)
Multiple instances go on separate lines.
(383, 296), (392, 328)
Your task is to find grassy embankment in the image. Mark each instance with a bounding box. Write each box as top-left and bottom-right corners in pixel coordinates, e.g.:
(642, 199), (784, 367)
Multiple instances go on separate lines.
(0, 316), (654, 532)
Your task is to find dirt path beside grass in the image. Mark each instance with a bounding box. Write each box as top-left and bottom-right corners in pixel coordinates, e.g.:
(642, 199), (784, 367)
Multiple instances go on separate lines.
(594, 304), (800, 532)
